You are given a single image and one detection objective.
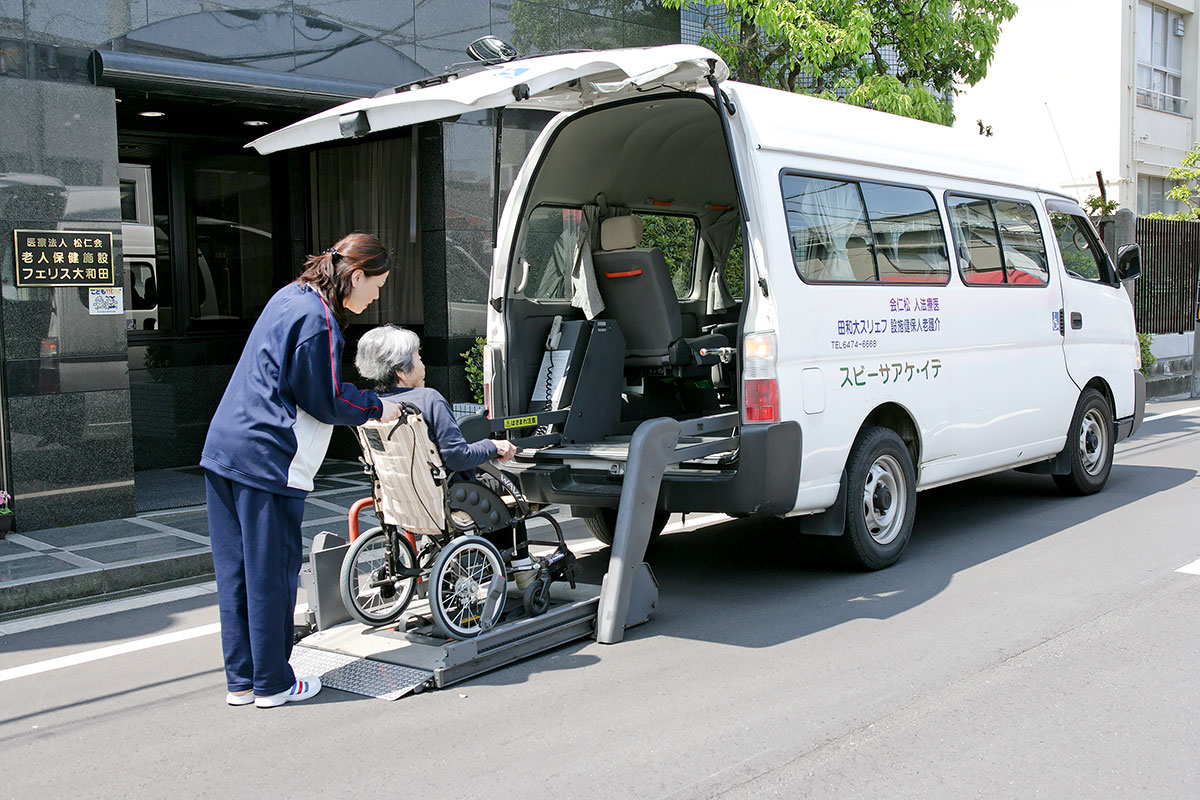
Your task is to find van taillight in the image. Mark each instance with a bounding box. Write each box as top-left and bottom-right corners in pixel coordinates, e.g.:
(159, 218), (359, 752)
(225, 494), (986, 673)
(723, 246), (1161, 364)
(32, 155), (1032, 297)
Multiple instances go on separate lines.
(744, 379), (779, 422)
(742, 332), (779, 424)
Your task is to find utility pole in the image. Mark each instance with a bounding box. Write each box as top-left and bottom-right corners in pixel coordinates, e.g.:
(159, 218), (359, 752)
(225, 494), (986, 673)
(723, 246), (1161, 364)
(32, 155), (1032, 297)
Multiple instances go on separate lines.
(1193, 266), (1199, 398)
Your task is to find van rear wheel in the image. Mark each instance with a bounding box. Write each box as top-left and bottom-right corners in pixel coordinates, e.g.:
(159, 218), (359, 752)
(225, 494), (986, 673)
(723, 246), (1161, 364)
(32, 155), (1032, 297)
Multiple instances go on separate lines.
(580, 508), (670, 546)
(1053, 388), (1114, 496)
(837, 427), (917, 571)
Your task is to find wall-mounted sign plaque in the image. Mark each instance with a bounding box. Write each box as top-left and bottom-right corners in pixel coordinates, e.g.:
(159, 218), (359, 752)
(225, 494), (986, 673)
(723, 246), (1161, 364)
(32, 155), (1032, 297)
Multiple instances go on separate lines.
(12, 230), (116, 287)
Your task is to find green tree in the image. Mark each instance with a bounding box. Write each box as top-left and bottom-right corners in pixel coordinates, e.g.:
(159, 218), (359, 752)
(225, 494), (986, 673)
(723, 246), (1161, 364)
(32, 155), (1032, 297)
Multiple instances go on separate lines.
(661, 0), (1017, 125)
(1145, 141), (1200, 220)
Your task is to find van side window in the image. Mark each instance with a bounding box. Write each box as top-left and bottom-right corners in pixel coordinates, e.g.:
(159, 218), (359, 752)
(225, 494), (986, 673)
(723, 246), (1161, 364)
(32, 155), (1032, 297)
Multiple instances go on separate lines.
(994, 200), (1049, 284)
(783, 174), (948, 284)
(520, 205), (580, 300)
(1048, 211), (1113, 284)
(635, 213), (698, 299)
(783, 175), (873, 283)
(948, 195), (1049, 286)
(860, 182), (950, 282)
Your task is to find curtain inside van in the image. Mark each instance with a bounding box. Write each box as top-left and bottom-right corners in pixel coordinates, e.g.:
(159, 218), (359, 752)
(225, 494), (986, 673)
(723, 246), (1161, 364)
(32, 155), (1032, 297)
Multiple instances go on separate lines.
(310, 134), (421, 323)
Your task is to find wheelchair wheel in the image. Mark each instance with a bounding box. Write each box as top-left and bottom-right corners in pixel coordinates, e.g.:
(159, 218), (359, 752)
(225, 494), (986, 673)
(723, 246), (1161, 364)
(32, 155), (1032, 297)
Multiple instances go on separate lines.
(340, 526), (418, 627)
(522, 570), (552, 617)
(429, 535), (506, 639)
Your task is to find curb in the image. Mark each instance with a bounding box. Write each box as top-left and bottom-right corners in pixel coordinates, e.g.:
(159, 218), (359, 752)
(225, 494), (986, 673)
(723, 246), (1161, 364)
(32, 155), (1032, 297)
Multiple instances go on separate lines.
(0, 551), (214, 614)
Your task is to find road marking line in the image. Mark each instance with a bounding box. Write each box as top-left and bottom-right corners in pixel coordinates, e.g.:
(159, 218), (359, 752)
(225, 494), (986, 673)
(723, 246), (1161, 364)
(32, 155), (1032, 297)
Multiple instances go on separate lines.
(1176, 558), (1200, 575)
(0, 623), (220, 683)
(1144, 405), (1200, 423)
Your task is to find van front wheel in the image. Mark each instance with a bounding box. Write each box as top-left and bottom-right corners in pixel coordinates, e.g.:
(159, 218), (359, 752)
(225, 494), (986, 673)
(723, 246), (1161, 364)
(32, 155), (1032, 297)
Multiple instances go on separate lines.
(1053, 388), (1114, 496)
(838, 427), (917, 571)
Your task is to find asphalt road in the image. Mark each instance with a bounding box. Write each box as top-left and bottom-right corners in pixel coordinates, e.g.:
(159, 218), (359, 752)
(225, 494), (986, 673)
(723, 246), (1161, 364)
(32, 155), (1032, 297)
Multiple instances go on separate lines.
(2, 397), (1199, 799)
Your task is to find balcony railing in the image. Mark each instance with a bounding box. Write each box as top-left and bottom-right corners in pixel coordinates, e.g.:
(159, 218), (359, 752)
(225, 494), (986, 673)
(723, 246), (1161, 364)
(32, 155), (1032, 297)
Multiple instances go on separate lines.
(1136, 87), (1188, 115)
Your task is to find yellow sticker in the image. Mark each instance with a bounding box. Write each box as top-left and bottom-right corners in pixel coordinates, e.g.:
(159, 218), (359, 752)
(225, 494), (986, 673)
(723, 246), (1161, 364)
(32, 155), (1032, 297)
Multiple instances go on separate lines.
(504, 414), (538, 429)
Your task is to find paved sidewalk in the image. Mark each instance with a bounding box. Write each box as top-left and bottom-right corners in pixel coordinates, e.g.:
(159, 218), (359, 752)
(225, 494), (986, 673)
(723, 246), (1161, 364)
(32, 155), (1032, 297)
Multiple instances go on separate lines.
(0, 460), (374, 614)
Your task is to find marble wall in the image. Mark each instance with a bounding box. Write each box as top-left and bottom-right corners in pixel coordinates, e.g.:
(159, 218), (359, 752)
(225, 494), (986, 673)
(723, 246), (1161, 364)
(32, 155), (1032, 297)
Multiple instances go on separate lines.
(0, 76), (134, 532)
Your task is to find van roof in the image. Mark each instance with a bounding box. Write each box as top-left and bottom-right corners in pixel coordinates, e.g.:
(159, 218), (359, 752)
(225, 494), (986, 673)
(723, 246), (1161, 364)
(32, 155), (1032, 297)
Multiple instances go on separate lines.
(727, 82), (1065, 198)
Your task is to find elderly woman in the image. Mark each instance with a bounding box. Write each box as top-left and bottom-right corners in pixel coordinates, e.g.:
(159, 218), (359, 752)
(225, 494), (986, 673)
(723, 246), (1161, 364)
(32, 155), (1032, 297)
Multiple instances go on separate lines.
(354, 325), (534, 572)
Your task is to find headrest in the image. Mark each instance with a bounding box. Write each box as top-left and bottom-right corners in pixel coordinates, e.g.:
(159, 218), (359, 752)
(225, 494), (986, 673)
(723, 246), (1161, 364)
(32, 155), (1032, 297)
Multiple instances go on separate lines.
(900, 229), (935, 245)
(600, 216), (643, 251)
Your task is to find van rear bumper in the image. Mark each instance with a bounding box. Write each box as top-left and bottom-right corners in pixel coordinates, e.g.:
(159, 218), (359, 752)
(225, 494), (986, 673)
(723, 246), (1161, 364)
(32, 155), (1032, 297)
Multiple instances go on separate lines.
(515, 421), (801, 516)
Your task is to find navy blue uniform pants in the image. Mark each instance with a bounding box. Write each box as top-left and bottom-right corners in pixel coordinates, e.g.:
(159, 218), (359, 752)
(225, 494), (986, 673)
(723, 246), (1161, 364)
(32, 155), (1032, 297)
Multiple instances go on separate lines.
(205, 471), (305, 696)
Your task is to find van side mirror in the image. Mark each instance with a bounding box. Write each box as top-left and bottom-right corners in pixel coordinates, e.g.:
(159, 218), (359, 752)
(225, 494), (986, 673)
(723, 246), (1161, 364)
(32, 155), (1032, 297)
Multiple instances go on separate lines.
(1115, 243), (1141, 282)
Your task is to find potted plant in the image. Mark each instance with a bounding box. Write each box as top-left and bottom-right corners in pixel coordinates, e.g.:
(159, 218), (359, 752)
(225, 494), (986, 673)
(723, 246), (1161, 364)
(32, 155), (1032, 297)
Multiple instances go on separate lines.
(0, 490), (13, 536)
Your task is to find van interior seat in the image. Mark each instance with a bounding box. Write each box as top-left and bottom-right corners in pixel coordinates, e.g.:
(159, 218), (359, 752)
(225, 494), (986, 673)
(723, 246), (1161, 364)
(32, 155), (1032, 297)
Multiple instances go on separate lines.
(593, 216), (725, 367)
(891, 229), (948, 277)
(845, 235), (876, 281)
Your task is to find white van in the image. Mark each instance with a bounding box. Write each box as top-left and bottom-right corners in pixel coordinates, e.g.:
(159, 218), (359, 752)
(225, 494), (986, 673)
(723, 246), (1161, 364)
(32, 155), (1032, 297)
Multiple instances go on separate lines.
(252, 45), (1145, 569)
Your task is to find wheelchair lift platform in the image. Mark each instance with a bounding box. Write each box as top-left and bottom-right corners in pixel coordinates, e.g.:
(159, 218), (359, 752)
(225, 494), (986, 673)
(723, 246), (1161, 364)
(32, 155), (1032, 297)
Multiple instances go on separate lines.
(292, 581), (609, 700)
(294, 417), (686, 700)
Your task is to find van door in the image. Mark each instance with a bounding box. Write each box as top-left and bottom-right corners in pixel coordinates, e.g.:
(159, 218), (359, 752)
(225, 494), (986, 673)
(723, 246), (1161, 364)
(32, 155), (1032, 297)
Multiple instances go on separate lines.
(248, 45), (728, 155)
(1044, 199), (1137, 418)
(944, 193), (1077, 468)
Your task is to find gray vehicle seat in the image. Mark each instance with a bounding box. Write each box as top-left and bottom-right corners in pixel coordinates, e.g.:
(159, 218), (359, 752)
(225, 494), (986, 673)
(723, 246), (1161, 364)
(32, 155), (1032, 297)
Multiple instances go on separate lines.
(593, 216), (725, 368)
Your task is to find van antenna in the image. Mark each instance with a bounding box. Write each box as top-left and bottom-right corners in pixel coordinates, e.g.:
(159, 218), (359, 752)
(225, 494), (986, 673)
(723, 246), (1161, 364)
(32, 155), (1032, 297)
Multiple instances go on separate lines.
(1044, 102), (1075, 185)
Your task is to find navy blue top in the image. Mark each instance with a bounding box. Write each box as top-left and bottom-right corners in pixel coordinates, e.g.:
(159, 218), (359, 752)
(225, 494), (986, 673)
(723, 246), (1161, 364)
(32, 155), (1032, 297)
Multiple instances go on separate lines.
(201, 282), (383, 496)
(381, 386), (497, 472)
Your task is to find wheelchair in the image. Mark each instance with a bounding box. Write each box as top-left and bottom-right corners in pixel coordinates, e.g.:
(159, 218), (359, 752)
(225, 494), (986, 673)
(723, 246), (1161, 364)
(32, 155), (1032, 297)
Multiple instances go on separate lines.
(339, 402), (576, 639)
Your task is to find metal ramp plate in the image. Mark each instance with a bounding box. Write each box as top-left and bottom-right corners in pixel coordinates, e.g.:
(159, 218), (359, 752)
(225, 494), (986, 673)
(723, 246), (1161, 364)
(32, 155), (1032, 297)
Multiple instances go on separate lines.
(288, 645), (433, 701)
(296, 582), (602, 696)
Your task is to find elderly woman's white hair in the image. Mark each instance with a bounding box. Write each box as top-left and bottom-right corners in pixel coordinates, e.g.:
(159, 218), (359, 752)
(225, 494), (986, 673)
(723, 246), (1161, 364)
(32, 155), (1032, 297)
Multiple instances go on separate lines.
(355, 325), (421, 390)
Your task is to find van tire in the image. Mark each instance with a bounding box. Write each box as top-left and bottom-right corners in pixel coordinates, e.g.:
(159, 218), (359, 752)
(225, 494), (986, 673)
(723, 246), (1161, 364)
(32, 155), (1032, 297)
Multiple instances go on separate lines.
(1053, 389), (1114, 496)
(581, 508), (670, 546)
(837, 427), (916, 571)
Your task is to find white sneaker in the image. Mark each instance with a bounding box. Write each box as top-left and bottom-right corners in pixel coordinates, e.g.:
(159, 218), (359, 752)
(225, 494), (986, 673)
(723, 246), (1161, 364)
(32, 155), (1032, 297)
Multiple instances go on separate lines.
(226, 690), (255, 706)
(255, 676), (322, 708)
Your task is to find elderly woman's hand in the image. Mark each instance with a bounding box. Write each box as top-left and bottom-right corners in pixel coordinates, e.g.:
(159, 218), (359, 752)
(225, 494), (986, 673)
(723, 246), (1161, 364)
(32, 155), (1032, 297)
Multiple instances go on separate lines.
(378, 399), (402, 422)
(493, 439), (517, 461)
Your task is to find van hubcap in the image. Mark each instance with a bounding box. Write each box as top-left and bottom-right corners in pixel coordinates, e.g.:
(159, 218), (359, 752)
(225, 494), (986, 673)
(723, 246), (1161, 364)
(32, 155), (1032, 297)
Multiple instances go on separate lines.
(862, 454), (906, 546)
(1079, 409), (1109, 476)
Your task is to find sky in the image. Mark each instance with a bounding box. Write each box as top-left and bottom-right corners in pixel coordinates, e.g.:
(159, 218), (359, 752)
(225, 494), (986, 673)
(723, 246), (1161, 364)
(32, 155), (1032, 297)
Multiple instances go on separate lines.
(951, 1), (1122, 201)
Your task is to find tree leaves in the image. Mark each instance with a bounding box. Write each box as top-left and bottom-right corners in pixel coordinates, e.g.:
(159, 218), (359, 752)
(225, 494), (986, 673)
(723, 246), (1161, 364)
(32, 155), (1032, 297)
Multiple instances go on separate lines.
(662, 0), (1017, 125)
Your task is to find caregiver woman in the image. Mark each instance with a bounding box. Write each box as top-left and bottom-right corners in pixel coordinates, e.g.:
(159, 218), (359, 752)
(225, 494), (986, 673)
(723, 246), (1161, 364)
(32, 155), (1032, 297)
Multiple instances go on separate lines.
(201, 232), (401, 709)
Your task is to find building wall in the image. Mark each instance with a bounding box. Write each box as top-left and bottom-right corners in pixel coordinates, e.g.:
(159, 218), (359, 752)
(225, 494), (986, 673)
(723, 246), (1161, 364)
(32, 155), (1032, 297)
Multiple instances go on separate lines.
(1128, 0), (1199, 211)
(0, 76), (134, 531)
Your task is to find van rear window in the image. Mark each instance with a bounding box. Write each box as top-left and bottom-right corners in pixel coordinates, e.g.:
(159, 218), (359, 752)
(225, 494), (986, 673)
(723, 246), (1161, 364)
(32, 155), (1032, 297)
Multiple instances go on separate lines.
(782, 174), (949, 285)
(947, 195), (1049, 286)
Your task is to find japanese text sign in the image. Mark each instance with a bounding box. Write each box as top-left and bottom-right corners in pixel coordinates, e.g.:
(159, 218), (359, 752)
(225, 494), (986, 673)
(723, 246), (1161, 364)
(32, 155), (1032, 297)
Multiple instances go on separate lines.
(12, 230), (116, 287)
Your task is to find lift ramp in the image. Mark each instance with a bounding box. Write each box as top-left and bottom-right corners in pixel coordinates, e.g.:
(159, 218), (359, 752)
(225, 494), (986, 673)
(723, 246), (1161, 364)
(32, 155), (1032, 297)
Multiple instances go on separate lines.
(292, 582), (604, 699)
(293, 417), (690, 700)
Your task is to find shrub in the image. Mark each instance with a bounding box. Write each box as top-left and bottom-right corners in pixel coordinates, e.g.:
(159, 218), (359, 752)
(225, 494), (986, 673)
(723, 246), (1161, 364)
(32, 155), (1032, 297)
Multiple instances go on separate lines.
(461, 337), (487, 405)
(1138, 332), (1156, 377)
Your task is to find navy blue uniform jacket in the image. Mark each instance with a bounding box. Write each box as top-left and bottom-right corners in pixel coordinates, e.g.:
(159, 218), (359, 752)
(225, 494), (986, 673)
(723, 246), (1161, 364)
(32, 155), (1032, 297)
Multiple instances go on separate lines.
(201, 282), (383, 496)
